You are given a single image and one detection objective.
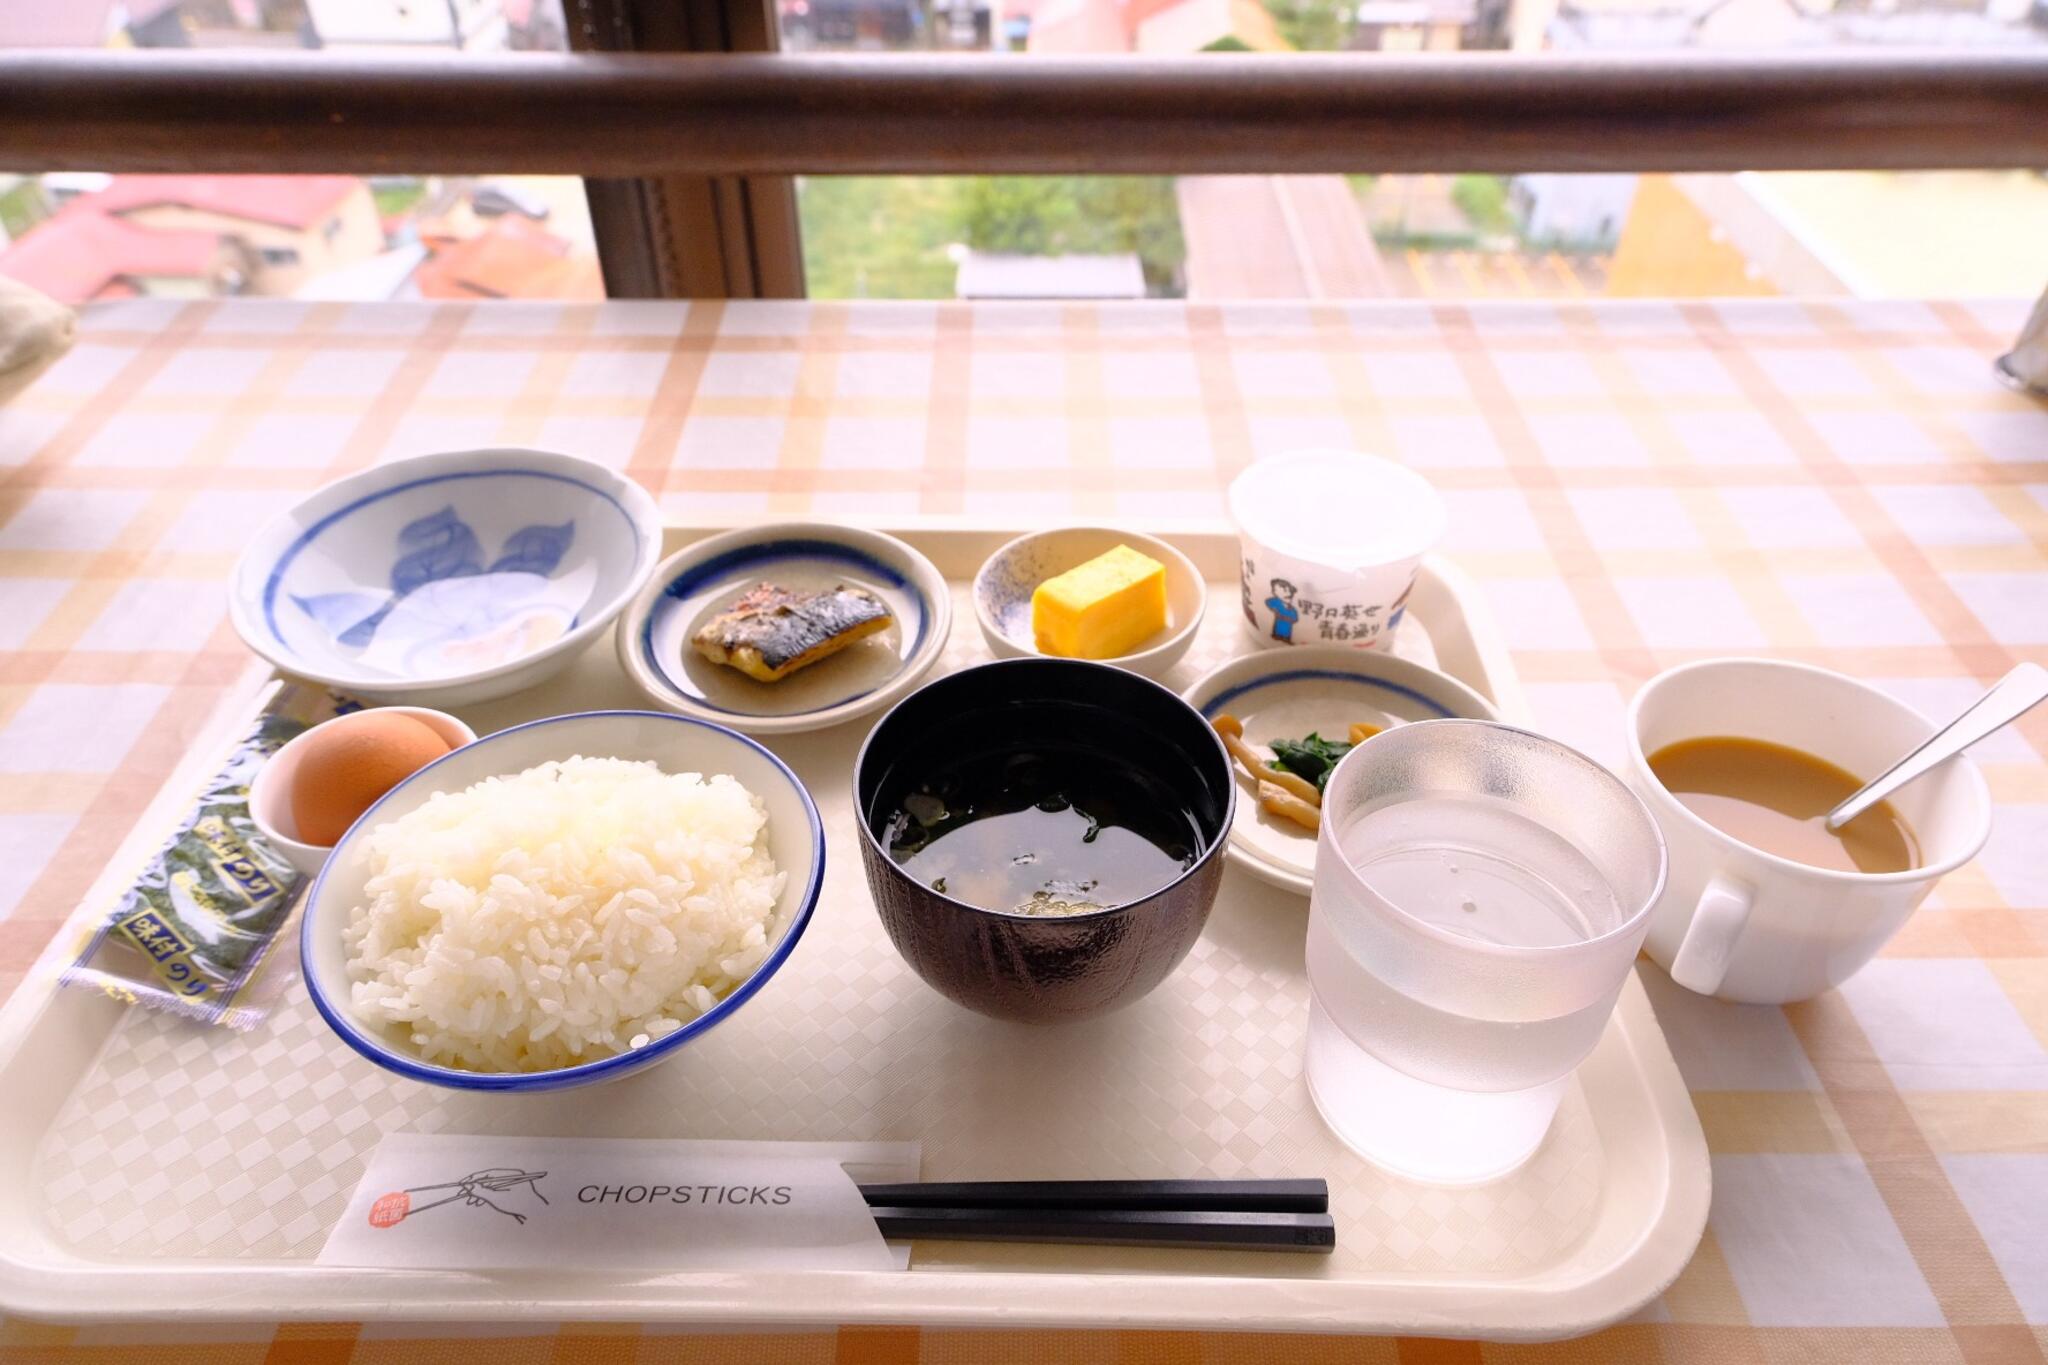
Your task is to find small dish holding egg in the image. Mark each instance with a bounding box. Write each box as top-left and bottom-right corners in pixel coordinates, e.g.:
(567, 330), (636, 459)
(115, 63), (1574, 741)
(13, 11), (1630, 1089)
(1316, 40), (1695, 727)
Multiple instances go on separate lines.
(248, 706), (476, 875)
(617, 523), (951, 736)
(1182, 646), (1498, 895)
(973, 527), (1205, 679)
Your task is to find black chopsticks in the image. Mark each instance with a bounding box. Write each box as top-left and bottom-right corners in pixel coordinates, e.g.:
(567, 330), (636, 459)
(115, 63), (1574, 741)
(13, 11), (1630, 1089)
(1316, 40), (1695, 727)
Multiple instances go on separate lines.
(859, 1178), (1328, 1214)
(859, 1179), (1334, 1254)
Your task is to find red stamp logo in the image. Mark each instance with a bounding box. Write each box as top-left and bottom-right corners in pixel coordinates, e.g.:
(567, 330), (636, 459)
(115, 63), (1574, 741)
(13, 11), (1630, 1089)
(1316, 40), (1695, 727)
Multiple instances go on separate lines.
(368, 1191), (411, 1228)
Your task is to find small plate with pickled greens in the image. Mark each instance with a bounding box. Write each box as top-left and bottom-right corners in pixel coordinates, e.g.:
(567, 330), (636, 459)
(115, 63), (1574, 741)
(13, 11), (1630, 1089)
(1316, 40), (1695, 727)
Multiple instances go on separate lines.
(617, 523), (952, 736)
(1182, 646), (1500, 896)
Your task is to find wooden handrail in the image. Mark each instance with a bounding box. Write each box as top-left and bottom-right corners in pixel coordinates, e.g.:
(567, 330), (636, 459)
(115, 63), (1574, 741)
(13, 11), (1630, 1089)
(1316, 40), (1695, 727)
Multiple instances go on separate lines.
(1, 49), (2042, 175)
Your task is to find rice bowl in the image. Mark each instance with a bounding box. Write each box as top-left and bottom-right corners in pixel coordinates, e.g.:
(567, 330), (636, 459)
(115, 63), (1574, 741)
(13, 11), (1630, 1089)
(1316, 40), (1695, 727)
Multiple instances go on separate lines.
(345, 757), (786, 1074)
(300, 710), (825, 1092)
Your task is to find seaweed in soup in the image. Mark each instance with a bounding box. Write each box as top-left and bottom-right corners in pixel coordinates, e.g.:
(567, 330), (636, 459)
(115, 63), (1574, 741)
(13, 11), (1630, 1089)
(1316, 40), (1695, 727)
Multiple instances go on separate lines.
(882, 744), (1199, 917)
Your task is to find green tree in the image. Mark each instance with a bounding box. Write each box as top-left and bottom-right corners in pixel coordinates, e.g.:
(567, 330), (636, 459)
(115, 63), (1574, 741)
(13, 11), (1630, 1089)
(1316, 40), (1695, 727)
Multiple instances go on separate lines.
(798, 177), (965, 299)
(957, 178), (1083, 256)
(958, 177), (1185, 294)
(371, 182), (427, 218)
(799, 175), (1187, 299)
(0, 179), (50, 239)
(1451, 174), (1514, 236)
(1261, 0), (1351, 51)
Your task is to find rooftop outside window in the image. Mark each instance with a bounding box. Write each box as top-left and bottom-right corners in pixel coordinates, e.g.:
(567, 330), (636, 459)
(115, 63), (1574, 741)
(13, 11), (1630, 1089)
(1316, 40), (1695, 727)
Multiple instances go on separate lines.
(0, 0), (604, 305)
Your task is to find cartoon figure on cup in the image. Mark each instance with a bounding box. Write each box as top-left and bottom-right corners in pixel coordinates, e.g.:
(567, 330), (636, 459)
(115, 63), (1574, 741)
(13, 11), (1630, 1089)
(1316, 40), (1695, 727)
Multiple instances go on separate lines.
(1265, 579), (1301, 643)
(1385, 578), (1414, 631)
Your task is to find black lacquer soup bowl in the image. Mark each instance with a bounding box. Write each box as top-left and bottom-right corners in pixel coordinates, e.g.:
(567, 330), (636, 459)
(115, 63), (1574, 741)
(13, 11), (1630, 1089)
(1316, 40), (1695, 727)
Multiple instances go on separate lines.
(854, 657), (1235, 1023)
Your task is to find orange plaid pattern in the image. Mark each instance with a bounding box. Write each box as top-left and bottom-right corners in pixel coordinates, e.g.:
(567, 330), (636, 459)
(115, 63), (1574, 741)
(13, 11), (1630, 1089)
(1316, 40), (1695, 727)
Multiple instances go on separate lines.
(1, 296), (2044, 1364)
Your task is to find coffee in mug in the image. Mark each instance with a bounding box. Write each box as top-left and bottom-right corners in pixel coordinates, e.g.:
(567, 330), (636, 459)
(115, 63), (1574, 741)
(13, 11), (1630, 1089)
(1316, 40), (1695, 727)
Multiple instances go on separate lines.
(1644, 736), (1917, 875)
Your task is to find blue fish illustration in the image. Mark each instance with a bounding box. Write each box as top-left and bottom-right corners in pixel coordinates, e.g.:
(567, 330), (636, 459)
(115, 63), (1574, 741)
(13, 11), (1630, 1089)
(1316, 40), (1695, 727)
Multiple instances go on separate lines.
(391, 507), (484, 596)
(289, 590), (389, 648)
(489, 520), (576, 576)
(293, 507), (585, 658)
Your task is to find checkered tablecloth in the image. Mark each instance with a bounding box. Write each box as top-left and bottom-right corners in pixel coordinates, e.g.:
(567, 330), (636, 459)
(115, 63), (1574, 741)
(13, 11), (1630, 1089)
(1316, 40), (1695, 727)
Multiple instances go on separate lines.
(1, 296), (2044, 1364)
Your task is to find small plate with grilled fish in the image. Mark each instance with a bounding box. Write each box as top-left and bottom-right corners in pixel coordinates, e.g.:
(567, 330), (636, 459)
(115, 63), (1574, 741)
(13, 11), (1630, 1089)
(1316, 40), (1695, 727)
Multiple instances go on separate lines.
(618, 523), (951, 735)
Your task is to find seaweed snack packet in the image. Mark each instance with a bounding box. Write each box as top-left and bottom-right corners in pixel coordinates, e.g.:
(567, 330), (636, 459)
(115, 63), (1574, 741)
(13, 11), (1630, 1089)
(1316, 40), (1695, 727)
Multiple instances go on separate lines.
(59, 682), (354, 1029)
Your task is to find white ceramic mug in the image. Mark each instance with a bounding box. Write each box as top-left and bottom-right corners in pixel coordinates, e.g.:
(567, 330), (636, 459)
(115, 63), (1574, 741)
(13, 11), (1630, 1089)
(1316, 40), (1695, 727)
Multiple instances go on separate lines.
(1625, 658), (1993, 1004)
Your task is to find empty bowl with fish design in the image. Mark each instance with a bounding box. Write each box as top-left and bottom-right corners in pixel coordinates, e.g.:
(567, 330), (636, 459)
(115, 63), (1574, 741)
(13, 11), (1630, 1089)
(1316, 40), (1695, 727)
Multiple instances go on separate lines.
(228, 448), (661, 706)
(854, 658), (1236, 1023)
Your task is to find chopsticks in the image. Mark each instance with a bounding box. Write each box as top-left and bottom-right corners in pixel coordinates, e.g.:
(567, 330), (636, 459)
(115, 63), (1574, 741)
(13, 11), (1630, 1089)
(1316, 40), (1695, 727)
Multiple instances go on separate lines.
(859, 1178), (1328, 1213)
(859, 1179), (1334, 1254)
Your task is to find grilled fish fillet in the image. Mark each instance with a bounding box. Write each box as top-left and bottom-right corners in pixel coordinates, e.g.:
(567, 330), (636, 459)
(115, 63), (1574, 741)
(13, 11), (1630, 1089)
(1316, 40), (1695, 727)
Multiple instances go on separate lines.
(692, 582), (894, 683)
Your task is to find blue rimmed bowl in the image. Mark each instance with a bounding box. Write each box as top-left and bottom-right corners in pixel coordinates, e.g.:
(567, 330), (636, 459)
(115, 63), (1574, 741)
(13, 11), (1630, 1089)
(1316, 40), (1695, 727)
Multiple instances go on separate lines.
(300, 710), (826, 1092)
(1181, 646), (1498, 895)
(228, 448), (661, 706)
(616, 523), (952, 736)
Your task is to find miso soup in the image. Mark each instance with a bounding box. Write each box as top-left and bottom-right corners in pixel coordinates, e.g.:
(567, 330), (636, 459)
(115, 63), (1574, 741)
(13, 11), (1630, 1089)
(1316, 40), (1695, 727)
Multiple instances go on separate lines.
(880, 744), (1201, 916)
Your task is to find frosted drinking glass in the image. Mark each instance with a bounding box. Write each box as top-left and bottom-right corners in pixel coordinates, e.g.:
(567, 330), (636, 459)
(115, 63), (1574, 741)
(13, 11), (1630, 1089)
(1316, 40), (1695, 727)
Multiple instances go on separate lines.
(1304, 720), (1667, 1184)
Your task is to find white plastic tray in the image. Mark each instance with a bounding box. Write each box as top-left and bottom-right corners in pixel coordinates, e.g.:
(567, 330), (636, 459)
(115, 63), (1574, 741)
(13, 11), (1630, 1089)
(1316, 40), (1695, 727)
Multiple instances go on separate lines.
(0, 523), (1708, 1339)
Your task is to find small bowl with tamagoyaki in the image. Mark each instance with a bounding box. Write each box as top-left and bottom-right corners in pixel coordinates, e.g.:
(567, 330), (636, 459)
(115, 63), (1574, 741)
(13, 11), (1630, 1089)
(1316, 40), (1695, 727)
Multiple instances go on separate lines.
(1181, 647), (1497, 896)
(971, 527), (1205, 679)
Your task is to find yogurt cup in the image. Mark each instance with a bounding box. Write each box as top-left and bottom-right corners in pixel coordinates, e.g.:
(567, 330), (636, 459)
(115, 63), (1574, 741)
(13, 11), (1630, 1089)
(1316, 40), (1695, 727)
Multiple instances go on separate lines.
(1228, 450), (1446, 651)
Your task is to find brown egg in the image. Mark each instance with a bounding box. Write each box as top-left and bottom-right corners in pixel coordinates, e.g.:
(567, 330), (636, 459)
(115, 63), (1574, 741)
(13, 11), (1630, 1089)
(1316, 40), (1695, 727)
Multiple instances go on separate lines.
(291, 712), (454, 846)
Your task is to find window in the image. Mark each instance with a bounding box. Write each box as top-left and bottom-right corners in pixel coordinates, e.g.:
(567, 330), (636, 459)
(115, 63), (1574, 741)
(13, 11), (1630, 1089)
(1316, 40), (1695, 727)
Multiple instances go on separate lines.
(0, 1), (603, 305)
(2, 1), (2039, 304)
(778, 0), (2048, 303)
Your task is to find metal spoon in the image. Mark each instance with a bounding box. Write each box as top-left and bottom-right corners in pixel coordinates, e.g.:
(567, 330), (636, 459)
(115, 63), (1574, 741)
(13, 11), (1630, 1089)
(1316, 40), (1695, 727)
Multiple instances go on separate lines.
(1827, 662), (2048, 831)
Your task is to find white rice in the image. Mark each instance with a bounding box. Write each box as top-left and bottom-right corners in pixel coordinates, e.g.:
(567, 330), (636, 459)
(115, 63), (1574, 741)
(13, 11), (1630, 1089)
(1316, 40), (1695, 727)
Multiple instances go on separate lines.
(342, 755), (785, 1073)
